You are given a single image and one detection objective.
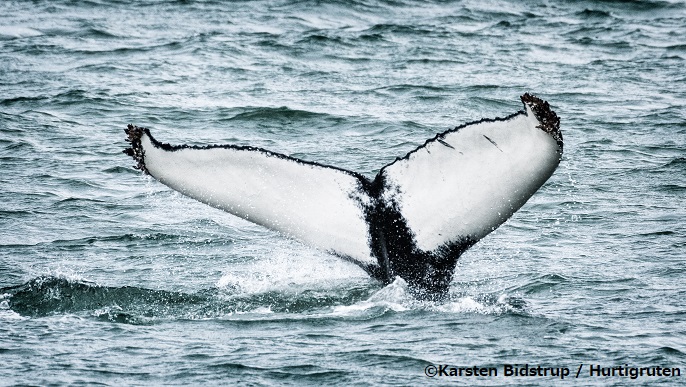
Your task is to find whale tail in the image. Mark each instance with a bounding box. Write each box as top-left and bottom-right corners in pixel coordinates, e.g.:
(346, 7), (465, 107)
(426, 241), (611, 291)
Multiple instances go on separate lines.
(124, 94), (562, 298)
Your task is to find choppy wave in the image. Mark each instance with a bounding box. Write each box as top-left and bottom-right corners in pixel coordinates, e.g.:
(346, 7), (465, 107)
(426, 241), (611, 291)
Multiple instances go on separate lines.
(1, 276), (527, 324)
(0, 26), (43, 40)
(222, 106), (344, 124)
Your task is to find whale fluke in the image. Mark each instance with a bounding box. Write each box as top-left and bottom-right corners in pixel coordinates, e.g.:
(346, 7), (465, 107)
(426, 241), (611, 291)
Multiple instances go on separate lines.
(124, 94), (562, 299)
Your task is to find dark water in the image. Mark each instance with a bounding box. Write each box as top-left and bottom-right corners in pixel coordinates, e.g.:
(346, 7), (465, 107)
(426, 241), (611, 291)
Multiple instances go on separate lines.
(1, 0), (685, 385)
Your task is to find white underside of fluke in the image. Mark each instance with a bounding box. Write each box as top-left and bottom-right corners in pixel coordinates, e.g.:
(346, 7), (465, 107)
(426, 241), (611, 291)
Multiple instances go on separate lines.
(141, 136), (376, 266)
(380, 105), (561, 252)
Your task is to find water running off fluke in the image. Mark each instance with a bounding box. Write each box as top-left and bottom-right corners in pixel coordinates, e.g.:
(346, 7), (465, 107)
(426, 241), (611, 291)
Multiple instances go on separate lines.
(123, 94), (562, 299)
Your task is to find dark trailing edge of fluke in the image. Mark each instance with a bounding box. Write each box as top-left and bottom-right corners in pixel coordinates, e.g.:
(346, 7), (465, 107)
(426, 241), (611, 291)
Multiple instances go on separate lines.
(124, 93), (561, 179)
(124, 124), (371, 182)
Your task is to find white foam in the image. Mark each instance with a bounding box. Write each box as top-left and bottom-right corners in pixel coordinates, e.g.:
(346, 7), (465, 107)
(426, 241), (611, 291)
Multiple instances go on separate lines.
(331, 278), (413, 316)
(434, 296), (489, 313)
(0, 294), (27, 321)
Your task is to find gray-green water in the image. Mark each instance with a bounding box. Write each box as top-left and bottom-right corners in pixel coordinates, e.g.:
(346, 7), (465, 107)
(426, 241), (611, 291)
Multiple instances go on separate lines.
(1, 0), (684, 385)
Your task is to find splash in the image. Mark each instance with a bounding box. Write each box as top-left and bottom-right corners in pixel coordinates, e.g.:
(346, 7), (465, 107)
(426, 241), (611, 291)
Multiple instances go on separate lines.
(331, 277), (528, 317)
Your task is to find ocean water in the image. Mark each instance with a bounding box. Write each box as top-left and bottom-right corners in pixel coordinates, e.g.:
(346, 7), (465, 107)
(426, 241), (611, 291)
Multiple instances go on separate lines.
(1, 0), (684, 385)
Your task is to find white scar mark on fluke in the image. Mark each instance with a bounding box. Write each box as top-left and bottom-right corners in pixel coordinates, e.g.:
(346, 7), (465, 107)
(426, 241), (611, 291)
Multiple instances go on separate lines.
(123, 93), (563, 299)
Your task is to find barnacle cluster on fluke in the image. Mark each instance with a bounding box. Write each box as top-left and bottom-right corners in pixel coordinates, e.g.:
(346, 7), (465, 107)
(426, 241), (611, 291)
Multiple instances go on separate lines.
(521, 93), (563, 149)
(124, 124), (149, 174)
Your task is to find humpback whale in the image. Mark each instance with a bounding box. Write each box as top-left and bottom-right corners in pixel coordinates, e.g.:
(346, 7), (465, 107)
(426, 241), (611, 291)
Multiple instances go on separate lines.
(124, 93), (562, 299)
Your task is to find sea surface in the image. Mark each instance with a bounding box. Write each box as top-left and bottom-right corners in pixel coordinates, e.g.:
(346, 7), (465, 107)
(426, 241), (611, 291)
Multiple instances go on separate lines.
(1, 0), (684, 385)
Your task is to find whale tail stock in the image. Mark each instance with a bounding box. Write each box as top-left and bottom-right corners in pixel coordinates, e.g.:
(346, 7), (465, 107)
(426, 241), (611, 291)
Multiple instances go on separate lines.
(124, 94), (562, 299)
